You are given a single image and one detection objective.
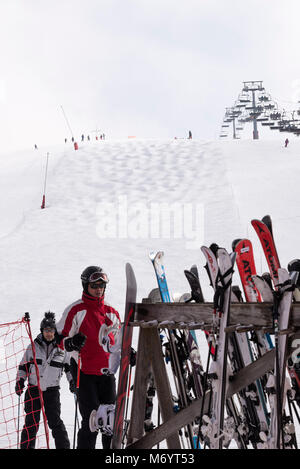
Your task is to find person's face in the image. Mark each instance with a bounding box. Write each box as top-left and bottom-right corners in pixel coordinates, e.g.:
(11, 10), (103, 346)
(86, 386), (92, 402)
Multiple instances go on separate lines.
(88, 281), (105, 298)
(42, 327), (55, 342)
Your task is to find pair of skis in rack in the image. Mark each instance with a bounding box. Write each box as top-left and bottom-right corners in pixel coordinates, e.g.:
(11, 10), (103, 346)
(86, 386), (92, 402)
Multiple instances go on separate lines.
(250, 215), (299, 449)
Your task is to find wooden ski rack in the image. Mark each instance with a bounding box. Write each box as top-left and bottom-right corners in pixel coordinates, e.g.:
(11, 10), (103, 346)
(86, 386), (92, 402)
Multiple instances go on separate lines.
(125, 300), (300, 449)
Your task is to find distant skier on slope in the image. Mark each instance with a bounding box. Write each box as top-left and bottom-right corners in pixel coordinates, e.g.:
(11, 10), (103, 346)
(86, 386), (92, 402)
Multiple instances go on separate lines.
(188, 130), (192, 139)
(15, 312), (72, 449)
(285, 138), (289, 147)
(56, 266), (121, 449)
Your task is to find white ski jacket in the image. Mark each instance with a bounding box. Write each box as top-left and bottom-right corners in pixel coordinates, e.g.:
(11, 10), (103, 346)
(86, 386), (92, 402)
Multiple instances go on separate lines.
(17, 333), (72, 391)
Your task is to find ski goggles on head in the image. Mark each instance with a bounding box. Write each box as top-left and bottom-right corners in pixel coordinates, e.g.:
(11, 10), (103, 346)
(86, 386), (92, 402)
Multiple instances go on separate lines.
(88, 272), (109, 284)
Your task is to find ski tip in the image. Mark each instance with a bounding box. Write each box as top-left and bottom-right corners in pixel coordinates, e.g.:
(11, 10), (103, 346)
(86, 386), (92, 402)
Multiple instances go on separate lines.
(261, 215), (273, 234)
(126, 262), (137, 286)
(261, 272), (273, 289)
(232, 238), (252, 252)
(201, 245), (213, 258)
(209, 243), (219, 256)
(232, 238), (242, 252)
(149, 250), (164, 262)
(288, 259), (300, 273)
(184, 269), (197, 279)
(190, 265), (199, 279)
(149, 251), (156, 261)
(261, 214), (272, 224)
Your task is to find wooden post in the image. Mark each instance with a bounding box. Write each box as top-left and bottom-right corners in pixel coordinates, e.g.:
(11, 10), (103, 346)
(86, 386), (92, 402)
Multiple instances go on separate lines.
(126, 328), (152, 445)
(126, 328), (181, 449)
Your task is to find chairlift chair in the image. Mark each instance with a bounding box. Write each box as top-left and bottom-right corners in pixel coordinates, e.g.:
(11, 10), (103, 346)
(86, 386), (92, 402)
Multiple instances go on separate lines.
(238, 91), (251, 103)
(264, 103), (276, 110)
(256, 111), (270, 122)
(258, 92), (271, 102)
(270, 112), (281, 120)
(261, 121), (275, 126)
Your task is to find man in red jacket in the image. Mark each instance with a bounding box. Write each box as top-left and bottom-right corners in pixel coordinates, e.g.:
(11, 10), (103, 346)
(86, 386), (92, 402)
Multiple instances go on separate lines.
(57, 266), (121, 449)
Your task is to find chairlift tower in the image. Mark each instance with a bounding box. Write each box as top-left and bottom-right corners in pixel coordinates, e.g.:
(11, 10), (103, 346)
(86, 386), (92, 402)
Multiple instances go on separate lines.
(220, 81), (300, 140)
(242, 81), (264, 139)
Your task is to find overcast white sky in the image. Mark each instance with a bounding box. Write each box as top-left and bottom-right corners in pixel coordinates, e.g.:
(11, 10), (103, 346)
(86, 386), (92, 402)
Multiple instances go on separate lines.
(0, 0), (300, 152)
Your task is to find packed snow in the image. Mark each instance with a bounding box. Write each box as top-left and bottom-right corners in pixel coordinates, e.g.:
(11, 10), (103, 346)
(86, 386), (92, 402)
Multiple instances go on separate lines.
(0, 136), (298, 448)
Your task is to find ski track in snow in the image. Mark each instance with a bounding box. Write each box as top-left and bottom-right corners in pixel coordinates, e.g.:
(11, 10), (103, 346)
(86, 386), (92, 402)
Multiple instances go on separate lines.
(0, 138), (299, 448)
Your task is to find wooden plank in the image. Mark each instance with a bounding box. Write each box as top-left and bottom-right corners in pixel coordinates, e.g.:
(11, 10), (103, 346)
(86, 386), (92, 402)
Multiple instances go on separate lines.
(126, 328), (152, 445)
(227, 349), (275, 398)
(126, 392), (211, 449)
(147, 328), (181, 449)
(136, 302), (300, 328)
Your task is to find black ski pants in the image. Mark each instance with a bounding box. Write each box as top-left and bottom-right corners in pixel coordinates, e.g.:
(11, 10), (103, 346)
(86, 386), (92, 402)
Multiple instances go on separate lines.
(20, 385), (70, 449)
(76, 371), (116, 449)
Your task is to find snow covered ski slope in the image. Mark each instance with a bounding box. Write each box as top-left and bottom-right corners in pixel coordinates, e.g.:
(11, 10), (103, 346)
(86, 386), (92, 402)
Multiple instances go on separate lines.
(0, 137), (299, 448)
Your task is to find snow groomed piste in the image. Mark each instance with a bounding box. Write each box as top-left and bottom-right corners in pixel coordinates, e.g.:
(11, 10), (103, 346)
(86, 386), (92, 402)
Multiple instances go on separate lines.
(114, 214), (300, 450)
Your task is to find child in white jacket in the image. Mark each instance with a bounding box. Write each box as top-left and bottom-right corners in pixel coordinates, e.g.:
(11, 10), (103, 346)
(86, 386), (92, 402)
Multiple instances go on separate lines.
(15, 312), (73, 449)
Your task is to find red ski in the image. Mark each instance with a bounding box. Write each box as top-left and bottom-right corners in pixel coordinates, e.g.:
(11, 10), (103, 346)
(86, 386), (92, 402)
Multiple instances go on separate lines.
(252, 217), (300, 395)
(234, 238), (262, 302)
(251, 218), (281, 287)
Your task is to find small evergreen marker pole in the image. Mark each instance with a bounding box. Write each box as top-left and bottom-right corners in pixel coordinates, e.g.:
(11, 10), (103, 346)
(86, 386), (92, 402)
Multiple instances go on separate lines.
(41, 152), (49, 209)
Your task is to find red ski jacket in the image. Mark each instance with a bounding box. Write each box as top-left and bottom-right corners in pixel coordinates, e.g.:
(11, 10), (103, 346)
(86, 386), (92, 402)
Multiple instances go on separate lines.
(57, 292), (121, 376)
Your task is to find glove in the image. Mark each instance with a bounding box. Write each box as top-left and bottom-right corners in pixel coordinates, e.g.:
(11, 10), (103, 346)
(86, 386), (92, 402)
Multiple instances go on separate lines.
(65, 332), (87, 352)
(69, 379), (76, 394)
(15, 378), (25, 396)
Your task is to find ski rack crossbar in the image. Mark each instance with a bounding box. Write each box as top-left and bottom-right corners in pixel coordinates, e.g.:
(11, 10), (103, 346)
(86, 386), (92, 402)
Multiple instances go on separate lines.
(134, 301), (300, 331)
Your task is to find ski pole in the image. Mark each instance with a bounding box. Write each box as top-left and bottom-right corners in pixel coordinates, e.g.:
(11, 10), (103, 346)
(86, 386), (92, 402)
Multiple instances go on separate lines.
(73, 395), (80, 427)
(73, 353), (81, 449)
(121, 364), (133, 448)
(157, 406), (160, 449)
(17, 395), (21, 449)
